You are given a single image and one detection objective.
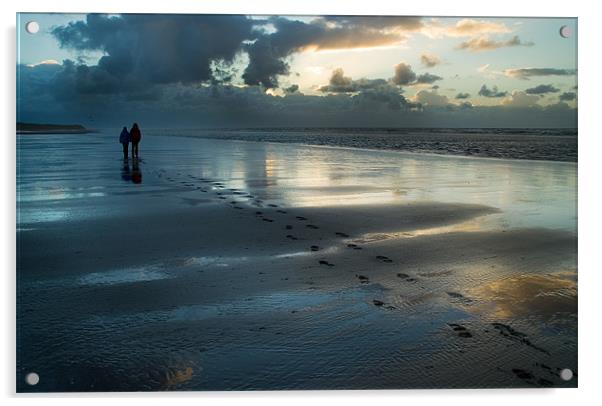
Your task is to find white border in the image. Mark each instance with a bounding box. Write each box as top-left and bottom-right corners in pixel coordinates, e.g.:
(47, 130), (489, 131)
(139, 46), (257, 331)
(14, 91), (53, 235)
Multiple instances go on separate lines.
(2, 1), (601, 405)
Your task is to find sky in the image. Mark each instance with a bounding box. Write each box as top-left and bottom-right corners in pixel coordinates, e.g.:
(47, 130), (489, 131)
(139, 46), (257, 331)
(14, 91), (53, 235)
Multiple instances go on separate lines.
(16, 13), (577, 128)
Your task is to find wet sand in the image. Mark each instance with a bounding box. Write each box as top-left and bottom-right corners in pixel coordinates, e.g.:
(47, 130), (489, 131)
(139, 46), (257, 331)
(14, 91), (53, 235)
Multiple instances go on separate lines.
(16, 131), (577, 391)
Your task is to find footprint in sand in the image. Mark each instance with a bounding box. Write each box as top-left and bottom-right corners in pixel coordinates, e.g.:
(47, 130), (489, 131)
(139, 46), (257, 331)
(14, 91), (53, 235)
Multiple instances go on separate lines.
(285, 225), (293, 230)
(286, 235), (298, 240)
(511, 368), (535, 381)
(268, 204), (278, 208)
(446, 292), (473, 304)
(448, 323), (473, 338)
(319, 260), (334, 267)
(306, 224), (319, 229)
(310, 245), (320, 251)
(218, 196), (227, 200)
(262, 218), (274, 222)
(277, 210), (287, 214)
(296, 216), (307, 221)
(376, 255), (393, 263)
(255, 211), (263, 215)
(347, 243), (362, 250)
(356, 274), (369, 284)
(372, 299), (396, 310)
(335, 232), (350, 238)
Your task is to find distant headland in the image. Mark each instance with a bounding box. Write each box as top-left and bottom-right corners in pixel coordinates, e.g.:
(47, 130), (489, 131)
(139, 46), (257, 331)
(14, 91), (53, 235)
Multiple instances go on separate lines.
(17, 122), (93, 134)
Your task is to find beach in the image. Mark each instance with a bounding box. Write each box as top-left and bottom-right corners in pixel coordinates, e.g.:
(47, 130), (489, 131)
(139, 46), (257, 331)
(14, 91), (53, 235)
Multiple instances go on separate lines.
(16, 130), (577, 391)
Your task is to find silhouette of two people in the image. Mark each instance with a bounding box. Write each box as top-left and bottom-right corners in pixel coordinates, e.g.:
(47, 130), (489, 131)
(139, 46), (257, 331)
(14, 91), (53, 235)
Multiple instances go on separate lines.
(119, 123), (143, 184)
(119, 123), (142, 160)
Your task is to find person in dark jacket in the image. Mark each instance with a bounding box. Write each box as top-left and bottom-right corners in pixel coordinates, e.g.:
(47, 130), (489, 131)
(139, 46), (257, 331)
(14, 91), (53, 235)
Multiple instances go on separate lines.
(130, 123), (142, 159)
(119, 126), (130, 160)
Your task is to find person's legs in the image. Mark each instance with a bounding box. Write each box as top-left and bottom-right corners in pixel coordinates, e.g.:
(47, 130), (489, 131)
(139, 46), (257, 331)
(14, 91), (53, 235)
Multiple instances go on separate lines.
(131, 142), (136, 159)
(134, 143), (139, 158)
(122, 143), (128, 159)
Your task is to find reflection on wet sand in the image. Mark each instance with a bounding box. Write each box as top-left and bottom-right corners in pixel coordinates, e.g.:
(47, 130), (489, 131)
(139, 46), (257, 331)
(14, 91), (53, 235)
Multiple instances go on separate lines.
(468, 272), (577, 320)
(164, 366), (195, 389)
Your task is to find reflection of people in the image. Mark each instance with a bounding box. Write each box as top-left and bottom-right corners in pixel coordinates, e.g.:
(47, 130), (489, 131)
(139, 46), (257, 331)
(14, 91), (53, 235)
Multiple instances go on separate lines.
(120, 159), (142, 184)
(131, 159), (142, 184)
(121, 160), (131, 182)
(130, 123), (142, 158)
(119, 126), (130, 160)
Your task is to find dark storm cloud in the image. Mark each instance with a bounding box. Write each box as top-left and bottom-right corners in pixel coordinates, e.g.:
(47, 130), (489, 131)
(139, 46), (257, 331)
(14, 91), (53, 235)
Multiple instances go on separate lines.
(478, 84), (508, 98)
(455, 92), (470, 99)
(559, 91), (577, 101)
(415, 73), (443, 84)
(504, 67), (577, 79)
(243, 16), (424, 88)
(50, 14), (426, 91)
(525, 84), (560, 95)
(52, 14), (258, 86)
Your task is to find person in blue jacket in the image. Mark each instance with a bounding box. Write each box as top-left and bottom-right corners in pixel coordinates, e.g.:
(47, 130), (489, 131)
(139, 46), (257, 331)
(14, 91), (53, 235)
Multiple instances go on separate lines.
(119, 126), (130, 160)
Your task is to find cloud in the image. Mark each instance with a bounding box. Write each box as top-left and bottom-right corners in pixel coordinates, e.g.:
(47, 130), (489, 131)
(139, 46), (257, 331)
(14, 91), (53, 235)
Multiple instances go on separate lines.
(455, 92), (471, 99)
(478, 85), (508, 98)
(315, 68), (408, 110)
(412, 89), (449, 107)
(26, 59), (60, 68)
(420, 53), (440, 67)
(525, 84), (560, 95)
(284, 84), (300, 94)
(53, 14), (258, 87)
(501, 90), (540, 107)
(391, 62), (416, 86)
(18, 14), (578, 129)
(423, 18), (511, 38)
(321, 16), (424, 33)
(456, 35), (533, 52)
(318, 68), (388, 93)
(504, 67), (576, 80)
(243, 16), (424, 88)
(415, 73), (443, 84)
(559, 91), (577, 101)
(17, 63), (577, 129)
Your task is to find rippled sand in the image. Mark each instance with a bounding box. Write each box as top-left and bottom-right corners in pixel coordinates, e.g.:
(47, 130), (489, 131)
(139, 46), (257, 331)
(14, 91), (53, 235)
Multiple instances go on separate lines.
(17, 131), (577, 391)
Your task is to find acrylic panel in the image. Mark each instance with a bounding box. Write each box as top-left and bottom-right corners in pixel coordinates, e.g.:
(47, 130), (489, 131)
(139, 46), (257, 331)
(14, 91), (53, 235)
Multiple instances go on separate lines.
(16, 13), (578, 392)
